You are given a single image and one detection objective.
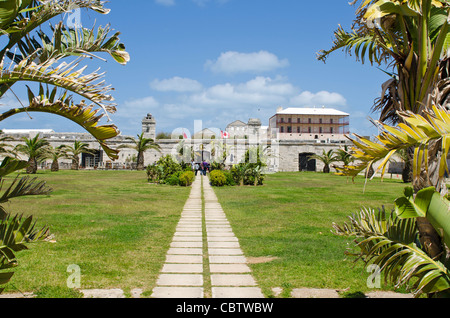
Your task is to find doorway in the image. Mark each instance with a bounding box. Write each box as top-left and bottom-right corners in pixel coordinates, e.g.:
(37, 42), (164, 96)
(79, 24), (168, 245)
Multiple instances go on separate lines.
(299, 153), (316, 172)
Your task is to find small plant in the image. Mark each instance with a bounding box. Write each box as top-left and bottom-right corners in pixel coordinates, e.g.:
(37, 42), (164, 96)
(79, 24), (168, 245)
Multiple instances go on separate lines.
(179, 171), (195, 187)
(210, 170), (226, 187)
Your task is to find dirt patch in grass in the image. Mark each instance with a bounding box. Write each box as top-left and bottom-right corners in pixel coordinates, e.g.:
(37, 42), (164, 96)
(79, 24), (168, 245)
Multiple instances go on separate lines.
(247, 256), (279, 264)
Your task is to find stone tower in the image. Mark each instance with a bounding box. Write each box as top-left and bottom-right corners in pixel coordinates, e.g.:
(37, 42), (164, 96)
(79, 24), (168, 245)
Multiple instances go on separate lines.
(142, 113), (156, 140)
(247, 118), (262, 137)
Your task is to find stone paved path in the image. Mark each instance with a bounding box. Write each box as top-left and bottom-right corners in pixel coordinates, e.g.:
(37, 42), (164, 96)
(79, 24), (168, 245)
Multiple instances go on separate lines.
(151, 175), (264, 298)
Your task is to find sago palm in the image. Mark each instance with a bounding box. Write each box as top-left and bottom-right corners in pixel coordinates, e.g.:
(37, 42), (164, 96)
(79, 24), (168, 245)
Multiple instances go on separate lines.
(118, 133), (162, 170)
(44, 145), (66, 172)
(61, 140), (94, 170)
(14, 133), (49, 174)
(308, 149), (337, 173)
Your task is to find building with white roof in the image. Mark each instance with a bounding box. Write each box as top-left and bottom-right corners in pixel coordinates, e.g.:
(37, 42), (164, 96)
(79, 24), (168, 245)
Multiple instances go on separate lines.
(268, 106), (350, 143)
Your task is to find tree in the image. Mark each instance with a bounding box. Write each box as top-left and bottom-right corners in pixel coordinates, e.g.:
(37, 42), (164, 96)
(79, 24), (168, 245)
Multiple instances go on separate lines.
(61, 141), (95, 170)
(44, 145), (66, 172)
(318, 0), (450, 191)
(308, 149), (337, 173)
(320, 0), (450, 296)
(119, 133), (161, 170)
(0, 0), (129, 291)
(14, 134), (50, 174)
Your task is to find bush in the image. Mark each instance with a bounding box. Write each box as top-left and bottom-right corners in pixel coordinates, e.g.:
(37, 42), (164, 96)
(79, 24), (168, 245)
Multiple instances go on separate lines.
(179, 171), (195, 186)
(165, 173), (181, 186)
(222, 170), (235, 186)
(156, 155), (182, 180)
(210, 170), (226, 187)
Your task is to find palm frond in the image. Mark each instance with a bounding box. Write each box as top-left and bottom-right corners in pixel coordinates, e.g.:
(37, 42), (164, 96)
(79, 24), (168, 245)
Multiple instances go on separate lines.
(0, 55), (116, 113)
(333, 206), (450, 297)
(342, 105), (450, 186)
(0, 175), (52, 206)
(0, 84), (120, 160)
(7, 22), (129, 65)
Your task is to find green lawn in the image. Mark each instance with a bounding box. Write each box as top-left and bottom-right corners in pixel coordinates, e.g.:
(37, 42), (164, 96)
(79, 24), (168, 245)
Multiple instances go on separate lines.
(3, 170), (191, 297)
(2, 170), (409, 297)
(212, 172), (410, 297)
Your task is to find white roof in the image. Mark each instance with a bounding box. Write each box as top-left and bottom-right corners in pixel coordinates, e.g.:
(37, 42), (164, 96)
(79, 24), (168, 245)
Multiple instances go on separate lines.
(276, 107), (349, 116)
(2, 129), (55, 134)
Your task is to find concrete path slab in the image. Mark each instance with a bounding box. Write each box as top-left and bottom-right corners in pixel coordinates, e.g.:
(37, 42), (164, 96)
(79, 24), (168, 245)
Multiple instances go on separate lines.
(151, 175), (263, 298)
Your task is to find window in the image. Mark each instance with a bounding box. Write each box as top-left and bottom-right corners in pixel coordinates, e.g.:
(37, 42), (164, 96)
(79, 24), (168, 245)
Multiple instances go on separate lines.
(288, 118), (291, 123)
(287, 126), (292, 133)
(308, 118), (311, 124)
(297, 118), (301, 123)
(319, 127), (323, 134)
(330, 118), (333, 124)
(280, 118), (284, 123)
(330, 127), (333, 134)
(280, 126), (284, 133)
(297, 127), (301, 133)
(319, 118), (322, 124)
(308, 127), (311, 133)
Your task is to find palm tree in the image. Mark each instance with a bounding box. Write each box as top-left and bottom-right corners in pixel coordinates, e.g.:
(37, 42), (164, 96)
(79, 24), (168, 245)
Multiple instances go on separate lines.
(44, 145), (66, 172)
(308, 150), (337, 173)
(14, 134), (50, 174)
(334, 106), (450, 297)
(118, 133), (162, 170)
(320, 0), (450, 267)
(318, 0), (450, 190)
(0, 1), (128, 291)
(61, 141), (95, 170)
(320, 0), (450, 296)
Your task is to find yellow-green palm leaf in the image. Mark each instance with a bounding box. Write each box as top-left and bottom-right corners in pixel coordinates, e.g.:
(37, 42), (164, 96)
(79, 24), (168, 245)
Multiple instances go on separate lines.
(0, 85), (120, 160)
(344, 105), (450, 184)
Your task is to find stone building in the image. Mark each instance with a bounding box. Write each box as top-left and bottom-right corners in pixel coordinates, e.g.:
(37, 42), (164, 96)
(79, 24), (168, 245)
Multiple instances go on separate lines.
(268, 106), (350, 143)
(1, 107), (360, 173)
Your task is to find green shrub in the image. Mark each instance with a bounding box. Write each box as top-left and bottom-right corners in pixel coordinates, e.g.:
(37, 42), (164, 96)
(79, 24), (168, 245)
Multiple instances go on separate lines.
(156, 155), (182, 180)
(210, 170), (226, 187)
(179, 171), (195, 186)
(165, 173), (181, 186)
(222, 170), (236, 186)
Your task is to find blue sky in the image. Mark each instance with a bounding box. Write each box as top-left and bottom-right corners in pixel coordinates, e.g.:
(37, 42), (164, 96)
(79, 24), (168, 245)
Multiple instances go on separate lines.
(1, 0), (390, 138)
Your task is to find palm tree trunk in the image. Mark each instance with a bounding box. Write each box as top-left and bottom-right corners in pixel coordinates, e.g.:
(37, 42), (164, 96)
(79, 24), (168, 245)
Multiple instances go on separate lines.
(136, 151), (145, 171)
(51, 160), (59, 172)
(71, 158), (79, 170)
(414, 137), (445, 261)
(27, 157), (37, 174)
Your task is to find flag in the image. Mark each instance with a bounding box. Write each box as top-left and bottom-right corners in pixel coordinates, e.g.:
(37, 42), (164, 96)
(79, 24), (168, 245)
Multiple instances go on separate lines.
(182, 130), (188, 139)
(221, 130), (229, 139)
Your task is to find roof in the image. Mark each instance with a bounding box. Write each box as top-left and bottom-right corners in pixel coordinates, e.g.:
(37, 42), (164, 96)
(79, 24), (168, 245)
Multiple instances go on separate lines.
(276, 107), (349, 116)
(227, 120), (247, 127)
(2, 129), (55, 134)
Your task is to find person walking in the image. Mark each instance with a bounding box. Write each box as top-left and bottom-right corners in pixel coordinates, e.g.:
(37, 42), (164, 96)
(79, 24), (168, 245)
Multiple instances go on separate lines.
(194, 162), (199, 176)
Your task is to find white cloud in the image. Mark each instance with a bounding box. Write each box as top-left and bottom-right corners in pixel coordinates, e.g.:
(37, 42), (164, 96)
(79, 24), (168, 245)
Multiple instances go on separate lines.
(116, 77), (349, 135)
(189, 76), (293, 107)
(150, 77), (203, 92)
(289, 91), (347, 107)
(120, 96), (160, 120)
(155, 0), (175, 6)
(205, 51), (289, 74)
